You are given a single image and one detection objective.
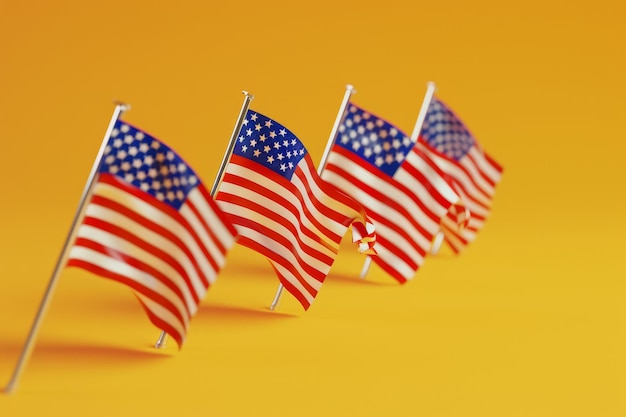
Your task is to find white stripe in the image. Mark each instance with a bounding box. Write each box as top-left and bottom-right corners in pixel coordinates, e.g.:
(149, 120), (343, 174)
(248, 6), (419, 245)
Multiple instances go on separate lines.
(294, 159), (363, 236)
(219, 179), (337, 261)
(186, 189), (236, 251)
(270, 262), (316, 306)
(234, 223), (325, 293)
(68, 246), (190, 327)
(218, 200), (333, 275)
(224, 162), (345, 244)
(73, 224), (198, 316)
(459, 152), (497, 197)
(405, 144), (461, 207)
(94, 182), (210, 297)
(135, 293), (186, 344)
(426, 152), (492, 208)
(323, 153), (442, 233)
(468, 147), (502, 185)
(323, 169), (434, 250)
(374, 244), (421, 281)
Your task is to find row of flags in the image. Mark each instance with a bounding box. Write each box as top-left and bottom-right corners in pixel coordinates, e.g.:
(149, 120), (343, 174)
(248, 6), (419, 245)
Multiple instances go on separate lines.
(20, 86), (505, 356)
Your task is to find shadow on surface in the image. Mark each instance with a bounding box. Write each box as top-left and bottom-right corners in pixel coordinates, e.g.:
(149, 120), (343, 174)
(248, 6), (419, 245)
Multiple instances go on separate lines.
(197, 303), (298, 322)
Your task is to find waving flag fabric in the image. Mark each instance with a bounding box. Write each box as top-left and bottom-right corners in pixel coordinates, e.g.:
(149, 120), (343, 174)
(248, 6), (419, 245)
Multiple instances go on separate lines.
(215, 110), (376, 310)
(68, 121), (237, 347)
(420, 97), (503, 253)
(321, 103), (467, 283)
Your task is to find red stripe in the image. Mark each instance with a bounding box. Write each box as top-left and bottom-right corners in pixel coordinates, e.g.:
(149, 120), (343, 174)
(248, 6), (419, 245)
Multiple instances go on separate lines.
(134, 296), (184, 348)
(72, 235), (193, 314)
(219, 173), (339, 256)
(219, 198), (333, 279)
(92, 180), (210, 288)
(66, 258), (186, 331)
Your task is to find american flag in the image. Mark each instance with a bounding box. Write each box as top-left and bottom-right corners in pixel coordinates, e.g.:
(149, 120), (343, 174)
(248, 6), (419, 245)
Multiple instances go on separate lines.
(67, 121), (237, 347)
(320, 103), (467, 283)
(215, 110), (376, 310)
(419, 97), (503, 253)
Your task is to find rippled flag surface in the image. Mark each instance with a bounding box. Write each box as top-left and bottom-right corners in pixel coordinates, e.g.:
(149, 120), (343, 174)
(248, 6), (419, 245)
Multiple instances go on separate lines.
(68, 121), (237, 347)
(419, 97), (503, 253)
(215, 110), (376, 310)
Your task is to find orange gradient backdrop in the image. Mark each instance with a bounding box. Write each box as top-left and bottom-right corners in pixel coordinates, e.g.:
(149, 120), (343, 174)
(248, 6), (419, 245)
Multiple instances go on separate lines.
(1, 0), (625, 416)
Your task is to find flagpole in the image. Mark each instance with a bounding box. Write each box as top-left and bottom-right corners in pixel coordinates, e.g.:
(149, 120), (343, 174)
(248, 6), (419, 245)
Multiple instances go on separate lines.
(269, 85), (355, 311)
(154, 91), (254, 347)
(4, 103), (130, 394)
(408, 81), (445, 255)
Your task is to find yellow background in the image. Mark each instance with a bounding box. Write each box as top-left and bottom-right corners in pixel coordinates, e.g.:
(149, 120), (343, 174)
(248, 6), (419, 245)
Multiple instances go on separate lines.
(1, 0), (625, 415)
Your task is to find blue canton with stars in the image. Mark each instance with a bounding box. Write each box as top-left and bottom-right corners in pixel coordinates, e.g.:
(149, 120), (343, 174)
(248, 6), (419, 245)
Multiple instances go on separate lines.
(420, 98), (476, 161)
(335, 103), (414, 178)
(234, 110), (307, 181)
(99, 120), (201, 210)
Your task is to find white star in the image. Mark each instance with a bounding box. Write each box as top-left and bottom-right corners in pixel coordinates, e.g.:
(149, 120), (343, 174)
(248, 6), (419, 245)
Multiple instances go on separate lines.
(352, 141), (361, 151)
(364, 148), (372, 158)
(375, 157), (384, 166)
(259, 134), (267, 142)
(242, 145), (248, 152)
(264, 145), (271, 153)
(151, 141), (160, 149)
(128, 146), (138, 156)
(116, 149), (127, 159)
(276, 153), (284, 161)
(385, 154), (394, 164)
(288, 162), (294, 169)
(177, 163), (186, 172)
(137, 171), (147, 180)
(280, 163), (287, 172)
(341, 134), (350, 144)
(392, 139), (401, 149)
(389, 128), (398, 137)
(124, 173), (134, 183)
(246, 128), (253, 136)
(267, 155), (274, 164)
(265, 120), (273, 128)
(140, 182), (150, 192)
(255, 123), (262, 131)
(376, 119), (384, 127)
(120, 161), (131, 171)
(135, 132), (144, 140)
(105, 155), (115, 164)
(283, 140), (289, 147)
(140, 143), (149, 153)
(373, 144), (382, 154)
(242, 117), (249, 125)
(156, 192), (165, 201)
(189, 176), (197, 185)
(156, 153), (166, 162)
(366, 121), (374, 130)
(250, 113), (258, 121)
(269, 131), (277, 139)
(176, 190), (184, 200)
(120, 124), (130, 133)
(148, 168), (158, 178)
(286, 151), (292, 158)
(166, 151), (175, 161)
(166, 191), (175, 201)
(239, 135), (245, 143)
(279, 128), (286, 137)
(395, 153), (405, 163)
(274, 142), (281, 149)
(253, 149), (261, 157)
(152, 180), (161, 190)
(132, 159), (142, 169)
(163, 179), (172, 189)
(383, 142), (391, 151)
(250, 139), (257, 147)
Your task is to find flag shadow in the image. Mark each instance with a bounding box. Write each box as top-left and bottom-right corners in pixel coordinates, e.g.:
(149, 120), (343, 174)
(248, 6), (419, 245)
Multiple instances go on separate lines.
(196, 303), (298, 323)
(326, 272), (397, 286)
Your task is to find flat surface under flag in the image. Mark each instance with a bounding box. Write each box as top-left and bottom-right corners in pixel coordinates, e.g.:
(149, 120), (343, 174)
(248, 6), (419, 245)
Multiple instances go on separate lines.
(321, 103), (467, 282)
(419, 97), (503, 253)
(67, 120), (237, 347)
(215, 109), (376, 310)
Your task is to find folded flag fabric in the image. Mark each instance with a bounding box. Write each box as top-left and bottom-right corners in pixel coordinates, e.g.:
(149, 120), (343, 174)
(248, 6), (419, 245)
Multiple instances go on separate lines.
(419, 97), (503, 253)
(215, 109), (376, 310)
(68, 120), (237, 347)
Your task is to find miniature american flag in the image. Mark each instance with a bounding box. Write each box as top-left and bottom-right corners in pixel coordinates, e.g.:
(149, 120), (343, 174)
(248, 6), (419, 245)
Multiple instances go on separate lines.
(215, 110), (376, 310)
(420, 97), (503, 253)
(321, 103), (467, 282)
(68, 120), (237, 347)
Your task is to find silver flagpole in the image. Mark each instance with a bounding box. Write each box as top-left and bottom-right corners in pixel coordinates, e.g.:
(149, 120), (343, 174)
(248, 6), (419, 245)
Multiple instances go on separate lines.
(154, 91), (253, 347)
(408, 82), (445, 255)
(269, 85), (355, 311)
(4, 103), (130, 394)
